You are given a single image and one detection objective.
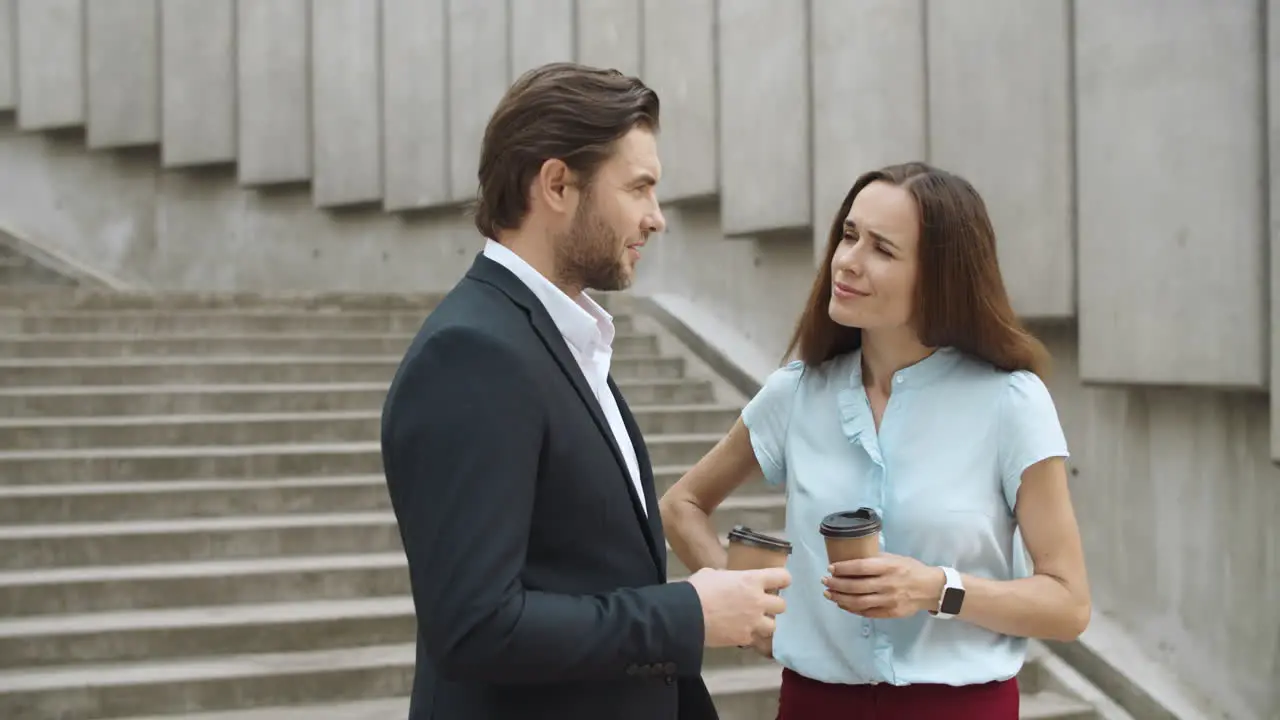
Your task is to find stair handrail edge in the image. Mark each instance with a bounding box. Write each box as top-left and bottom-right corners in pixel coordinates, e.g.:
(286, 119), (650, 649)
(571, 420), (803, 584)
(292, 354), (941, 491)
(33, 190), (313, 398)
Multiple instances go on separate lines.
(0, 217), (139, 292)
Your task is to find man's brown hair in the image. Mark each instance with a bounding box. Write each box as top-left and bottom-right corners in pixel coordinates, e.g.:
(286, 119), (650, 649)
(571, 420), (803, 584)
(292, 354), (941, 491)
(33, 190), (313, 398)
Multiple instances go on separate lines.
(473, 62), (660, 239)
(787, 162), (1050, 378)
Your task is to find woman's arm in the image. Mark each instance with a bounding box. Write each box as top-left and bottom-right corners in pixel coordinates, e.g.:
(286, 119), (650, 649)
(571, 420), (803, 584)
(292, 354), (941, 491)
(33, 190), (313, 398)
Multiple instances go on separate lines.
(948, 455), (1091, 641)
(659, 418), (763, 574)
(823, 456), (1091, 642)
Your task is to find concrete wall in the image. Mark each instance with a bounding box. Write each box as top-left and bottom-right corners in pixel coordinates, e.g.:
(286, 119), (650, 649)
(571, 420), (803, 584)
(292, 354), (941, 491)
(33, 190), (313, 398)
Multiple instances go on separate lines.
(0, 2), (1275, 717)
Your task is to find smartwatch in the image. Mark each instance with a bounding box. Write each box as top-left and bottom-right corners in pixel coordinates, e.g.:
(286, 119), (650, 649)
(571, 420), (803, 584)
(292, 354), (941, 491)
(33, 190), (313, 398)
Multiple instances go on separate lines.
(930, 566), (965, 619)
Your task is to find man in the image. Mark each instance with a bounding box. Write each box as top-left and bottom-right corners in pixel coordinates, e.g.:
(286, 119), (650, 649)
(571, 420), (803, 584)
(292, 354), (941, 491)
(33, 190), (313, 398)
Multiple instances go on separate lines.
(381, 62), (790, 720)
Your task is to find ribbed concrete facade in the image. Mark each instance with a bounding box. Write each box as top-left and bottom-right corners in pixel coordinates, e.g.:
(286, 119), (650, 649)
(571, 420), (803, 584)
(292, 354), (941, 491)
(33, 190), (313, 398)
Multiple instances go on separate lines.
(0, 2), (1275, 718)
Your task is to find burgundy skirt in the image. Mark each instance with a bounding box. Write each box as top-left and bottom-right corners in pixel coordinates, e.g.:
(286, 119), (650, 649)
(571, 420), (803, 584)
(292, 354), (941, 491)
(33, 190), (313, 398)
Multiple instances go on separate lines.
(776, 668), (1019, 720)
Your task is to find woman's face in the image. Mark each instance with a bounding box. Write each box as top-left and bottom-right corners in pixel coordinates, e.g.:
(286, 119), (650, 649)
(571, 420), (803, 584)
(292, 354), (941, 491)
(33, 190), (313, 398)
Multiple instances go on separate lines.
(828, 180), (920, 331)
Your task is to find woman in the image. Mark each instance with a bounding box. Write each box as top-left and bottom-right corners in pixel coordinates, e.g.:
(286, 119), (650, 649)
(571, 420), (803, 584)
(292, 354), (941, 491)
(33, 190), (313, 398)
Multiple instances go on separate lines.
(660, 162), (1091, 719)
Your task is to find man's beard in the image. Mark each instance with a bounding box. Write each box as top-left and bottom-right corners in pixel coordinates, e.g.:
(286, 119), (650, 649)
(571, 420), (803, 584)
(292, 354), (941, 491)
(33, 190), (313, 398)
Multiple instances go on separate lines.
(554, 192), (633, 293)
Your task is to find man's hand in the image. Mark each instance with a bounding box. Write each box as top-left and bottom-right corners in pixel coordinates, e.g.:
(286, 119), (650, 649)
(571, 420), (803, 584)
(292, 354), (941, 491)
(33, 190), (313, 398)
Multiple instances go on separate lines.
(747, 630), (774, 659)
(687, 567), (790, 647)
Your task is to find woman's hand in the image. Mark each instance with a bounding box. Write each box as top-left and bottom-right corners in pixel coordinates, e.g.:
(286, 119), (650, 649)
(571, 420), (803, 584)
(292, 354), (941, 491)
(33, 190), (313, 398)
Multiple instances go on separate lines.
(822, 554), (944, 619)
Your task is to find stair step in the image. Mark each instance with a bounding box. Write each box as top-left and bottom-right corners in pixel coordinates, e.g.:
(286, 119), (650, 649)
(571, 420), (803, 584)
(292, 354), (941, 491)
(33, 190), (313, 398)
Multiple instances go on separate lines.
(0, 378), (716, 417)
(0, 596), (765, 672)
(0, 436), (723, 484)
(0, 309), (635, 335)
(0, 644), (788, 720)
(0, 469), (773, 525)
(1022, 691), (1099, 719)
(0, 290), (445, 311)
(0, 495), (784, 570)
(0, 331), (658, 358)
(0, 353), (683, 385)
(0, 404), (741, 449)
(0, 552), (410, 617)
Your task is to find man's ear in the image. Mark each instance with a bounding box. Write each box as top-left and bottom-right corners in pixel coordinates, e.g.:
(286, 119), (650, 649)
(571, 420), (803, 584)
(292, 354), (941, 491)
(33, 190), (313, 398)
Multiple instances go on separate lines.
(534, 158), (576, 215)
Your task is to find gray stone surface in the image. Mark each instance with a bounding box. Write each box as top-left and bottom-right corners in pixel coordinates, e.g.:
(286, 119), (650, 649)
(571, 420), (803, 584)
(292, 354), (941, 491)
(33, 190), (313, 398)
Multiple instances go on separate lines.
(1075, 0), (1267, 387)
(926, 0), (1073, 320)
(160, 0), (236, 167)
(14, 0), (83, 130)
(1271, 0), (1280, 461)
(576, 0), (641, 76)
(311, 0), (381, 207)
(86, 0), (159, 149)
(447, 0), (508, 203)
(236, 0), (310, 185)
(810, 0), (926, 254)
(642, 0), (717, 202)
(509, 0), (574, 78)
(381, 0), (448, 212)
(0, 0), (14, 110)
(717, 0), (810, 236)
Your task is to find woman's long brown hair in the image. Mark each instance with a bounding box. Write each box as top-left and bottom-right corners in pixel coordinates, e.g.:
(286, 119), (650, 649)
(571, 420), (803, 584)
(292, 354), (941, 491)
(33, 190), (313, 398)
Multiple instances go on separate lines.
(784, 162), (1050, 379)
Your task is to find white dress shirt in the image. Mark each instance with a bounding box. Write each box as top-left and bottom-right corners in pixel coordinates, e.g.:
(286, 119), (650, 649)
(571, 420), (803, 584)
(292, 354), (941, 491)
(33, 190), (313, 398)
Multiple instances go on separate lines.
(482, 239), (647, 514)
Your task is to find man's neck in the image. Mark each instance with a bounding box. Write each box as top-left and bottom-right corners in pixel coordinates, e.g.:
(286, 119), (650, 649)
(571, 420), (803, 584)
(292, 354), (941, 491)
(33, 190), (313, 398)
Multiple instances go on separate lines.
(493, 230), (582, 297)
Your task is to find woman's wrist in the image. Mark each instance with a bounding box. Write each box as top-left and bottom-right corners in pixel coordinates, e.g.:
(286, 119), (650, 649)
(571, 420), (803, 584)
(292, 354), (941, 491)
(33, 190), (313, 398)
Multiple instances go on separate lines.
(913, 564), (947, 614)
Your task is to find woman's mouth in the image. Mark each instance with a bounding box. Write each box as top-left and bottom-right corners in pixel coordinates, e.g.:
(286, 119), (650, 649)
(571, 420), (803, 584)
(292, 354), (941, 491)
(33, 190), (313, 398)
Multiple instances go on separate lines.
(832, 281), (867, 300)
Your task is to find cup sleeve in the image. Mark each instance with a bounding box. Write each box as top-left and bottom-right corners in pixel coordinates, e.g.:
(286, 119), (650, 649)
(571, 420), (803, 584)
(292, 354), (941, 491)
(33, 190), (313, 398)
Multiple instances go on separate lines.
(740, 360), (805, 488)
(998, 369), (1070, 513)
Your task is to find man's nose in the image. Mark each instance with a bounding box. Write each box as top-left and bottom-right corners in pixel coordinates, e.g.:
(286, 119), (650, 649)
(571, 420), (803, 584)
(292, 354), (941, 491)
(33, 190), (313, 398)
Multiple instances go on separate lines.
(645, 207), (666, 234)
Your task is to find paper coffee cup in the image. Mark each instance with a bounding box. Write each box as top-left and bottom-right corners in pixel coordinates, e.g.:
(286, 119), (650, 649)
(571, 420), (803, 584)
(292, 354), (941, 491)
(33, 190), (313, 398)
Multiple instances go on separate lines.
(725, 525), (792, 571)
(819, 508), (882, 564)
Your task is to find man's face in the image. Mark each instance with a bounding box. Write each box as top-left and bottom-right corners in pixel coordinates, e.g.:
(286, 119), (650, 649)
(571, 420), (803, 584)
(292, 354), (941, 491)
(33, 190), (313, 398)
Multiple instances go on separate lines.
(555, 128), (665, 292)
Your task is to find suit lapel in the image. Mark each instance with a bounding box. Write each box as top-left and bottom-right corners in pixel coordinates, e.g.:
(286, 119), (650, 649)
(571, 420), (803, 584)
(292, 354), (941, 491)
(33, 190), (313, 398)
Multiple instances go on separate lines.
(610, 377), (667, 576)
(466, 254), (664, 574)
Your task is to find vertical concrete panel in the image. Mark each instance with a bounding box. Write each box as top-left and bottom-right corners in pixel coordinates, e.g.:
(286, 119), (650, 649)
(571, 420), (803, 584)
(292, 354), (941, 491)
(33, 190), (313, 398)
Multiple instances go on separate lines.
(0, 0), (14, 110)
(86, 0), (159, 148)
(642, 0), (716, 202)
(160, 0), (235, 167)
(576, 0), (640, 76)
(510, 0), (573, 78)
(311, 0), (381, 207)
(14, 0), (84, 129)
(718, 0), (809, 236)
(447, 0), (508, 203)
(382, 0), (448, 211)
(1076, 1), (1266, 387)
(1270, 0), (1280, 460)
(927, 0), (1073, 320)
(810, 1), (925, 249)
(237, 0), (311, 185)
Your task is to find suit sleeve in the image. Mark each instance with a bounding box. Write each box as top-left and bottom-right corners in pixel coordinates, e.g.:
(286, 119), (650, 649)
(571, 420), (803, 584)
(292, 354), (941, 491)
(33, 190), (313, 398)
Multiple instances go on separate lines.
(382, 325), (706, 684)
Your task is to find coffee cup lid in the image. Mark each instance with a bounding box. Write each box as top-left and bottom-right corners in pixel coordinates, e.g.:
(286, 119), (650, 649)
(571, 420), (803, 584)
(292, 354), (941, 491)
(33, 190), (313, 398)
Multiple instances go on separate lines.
(819, 508), (882, 539)
(727, 525), (792, 553)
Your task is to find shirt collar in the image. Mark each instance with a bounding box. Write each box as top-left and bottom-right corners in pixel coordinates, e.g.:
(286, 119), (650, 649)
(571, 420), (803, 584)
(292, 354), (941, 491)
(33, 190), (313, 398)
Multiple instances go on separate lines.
(849, 346), (961, 390)
(481, 239), (613, 353)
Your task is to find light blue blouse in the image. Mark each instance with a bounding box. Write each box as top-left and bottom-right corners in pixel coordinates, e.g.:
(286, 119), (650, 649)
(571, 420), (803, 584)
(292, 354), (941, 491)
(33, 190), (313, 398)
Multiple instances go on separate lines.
(741, 347), (1069, 687)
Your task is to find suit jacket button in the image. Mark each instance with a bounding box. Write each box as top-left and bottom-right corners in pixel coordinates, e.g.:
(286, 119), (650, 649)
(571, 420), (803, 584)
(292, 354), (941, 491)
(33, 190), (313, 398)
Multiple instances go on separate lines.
(665, 675), (676, 685)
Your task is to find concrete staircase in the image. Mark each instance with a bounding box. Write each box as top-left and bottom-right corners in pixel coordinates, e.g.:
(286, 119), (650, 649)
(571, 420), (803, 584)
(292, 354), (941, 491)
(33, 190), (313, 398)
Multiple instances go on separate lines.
(0, 290), (1121, 719)
(0, 242), (77, 288)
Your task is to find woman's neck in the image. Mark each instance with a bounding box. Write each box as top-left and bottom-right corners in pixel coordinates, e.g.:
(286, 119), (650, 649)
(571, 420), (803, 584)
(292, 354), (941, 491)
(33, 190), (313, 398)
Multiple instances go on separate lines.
(860, 328), (935, 395)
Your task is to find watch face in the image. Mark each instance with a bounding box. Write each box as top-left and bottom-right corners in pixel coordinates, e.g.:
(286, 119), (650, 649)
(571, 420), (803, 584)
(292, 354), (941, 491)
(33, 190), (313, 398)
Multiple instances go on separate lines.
(940, 587), (965, 616)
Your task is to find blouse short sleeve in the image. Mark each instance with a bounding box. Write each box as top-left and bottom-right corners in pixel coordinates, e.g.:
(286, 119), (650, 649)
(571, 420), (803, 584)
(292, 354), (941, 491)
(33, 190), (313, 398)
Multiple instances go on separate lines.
(740, 360), (805, 487)
(998, 370), (1069, 512)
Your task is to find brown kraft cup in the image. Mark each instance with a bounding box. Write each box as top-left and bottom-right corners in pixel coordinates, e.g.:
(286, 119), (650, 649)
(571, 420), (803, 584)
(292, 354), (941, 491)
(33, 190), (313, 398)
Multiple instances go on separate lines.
(819, 508), (882, 564)
(726, 525), (792, 571)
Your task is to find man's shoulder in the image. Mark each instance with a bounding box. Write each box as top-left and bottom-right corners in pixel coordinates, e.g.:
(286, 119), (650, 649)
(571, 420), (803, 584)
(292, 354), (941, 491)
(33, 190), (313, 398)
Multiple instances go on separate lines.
(395, 278), (540, 379)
